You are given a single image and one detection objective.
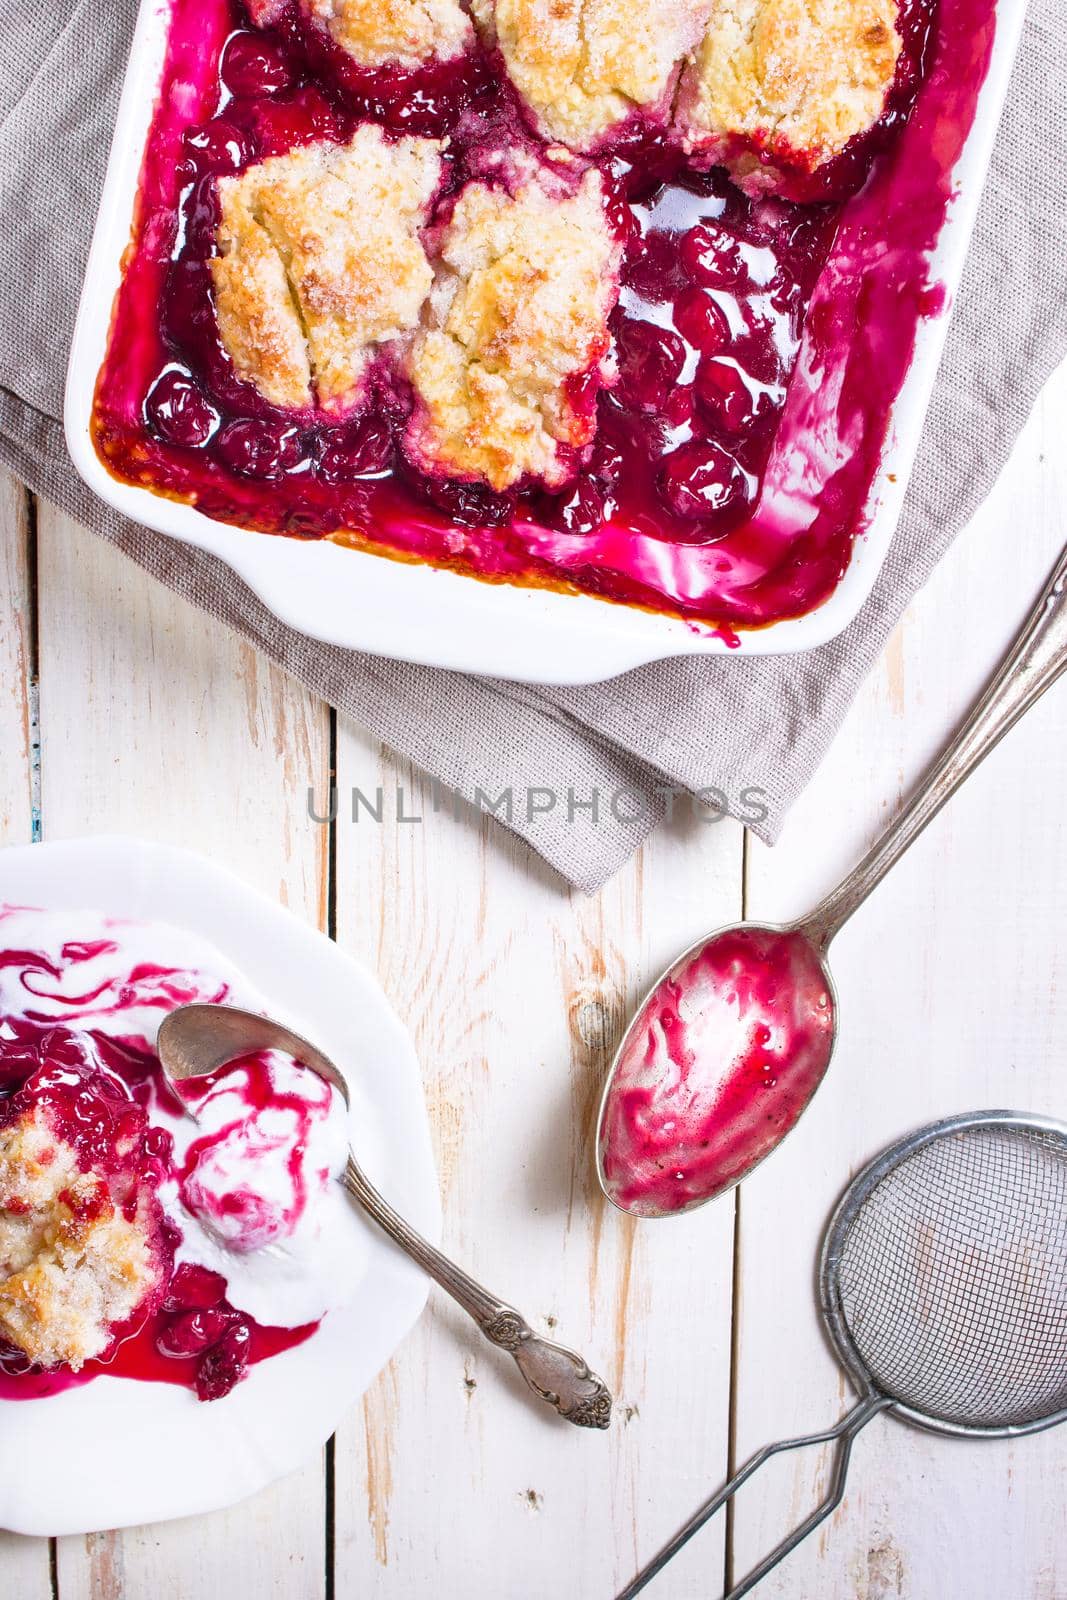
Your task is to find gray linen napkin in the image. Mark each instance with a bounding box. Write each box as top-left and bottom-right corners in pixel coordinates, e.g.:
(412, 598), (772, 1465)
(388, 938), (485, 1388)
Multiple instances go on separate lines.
(1, 2), (1065, 892)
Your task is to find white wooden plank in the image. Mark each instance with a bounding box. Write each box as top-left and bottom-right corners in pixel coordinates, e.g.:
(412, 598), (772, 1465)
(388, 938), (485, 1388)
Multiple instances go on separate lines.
(0, 473), (35, 845)
(330, 729), (744, 1596)
(731, 359), (1067, 1598)
(0, 479), (53, 1600)
(33, 504), (332, 1600)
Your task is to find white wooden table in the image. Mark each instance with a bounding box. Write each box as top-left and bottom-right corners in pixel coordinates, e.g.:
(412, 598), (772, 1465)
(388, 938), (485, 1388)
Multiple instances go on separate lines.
(2, 358), (1066, 1599)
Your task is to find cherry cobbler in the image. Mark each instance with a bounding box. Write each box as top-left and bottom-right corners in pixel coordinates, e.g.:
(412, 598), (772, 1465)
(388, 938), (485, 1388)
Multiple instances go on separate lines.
(212, 125), (444, 411)
(0, 1060), (170, 1372)
(0, 911), (363, 1404)
(91, 0), (996, 636)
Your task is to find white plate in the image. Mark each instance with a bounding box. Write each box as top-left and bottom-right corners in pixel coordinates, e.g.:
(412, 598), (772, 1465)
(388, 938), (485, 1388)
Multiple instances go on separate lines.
(0, 836), (439, 1537)
(64, 0), (1027, 684)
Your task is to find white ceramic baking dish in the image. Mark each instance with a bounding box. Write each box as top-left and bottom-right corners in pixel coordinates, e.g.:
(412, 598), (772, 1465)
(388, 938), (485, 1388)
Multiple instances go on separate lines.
(64, 0), (1027, 685)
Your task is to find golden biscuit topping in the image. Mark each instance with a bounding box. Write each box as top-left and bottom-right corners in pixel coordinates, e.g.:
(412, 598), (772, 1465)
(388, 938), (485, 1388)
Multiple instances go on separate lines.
(477, 0), (709, 149)
(249, 0), (474, 66)
(405, 166), (622, 491)
(212, 127), (444, 411)
(305, 0), (474, 68)
(677, 0), (902, 181)
(0, 1108), (161, 1371)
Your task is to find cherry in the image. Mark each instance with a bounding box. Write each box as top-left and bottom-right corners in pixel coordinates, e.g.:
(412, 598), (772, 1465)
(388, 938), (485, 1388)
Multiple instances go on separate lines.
(663, 385), (694, 428)
(698, 356), (785, 436)
(675, 165), (731, 203)
(249, 89), (342, 156)
(183, 120), (254, 174)
(422, 477), (515, 528)
(695, 359), (760, 434)
(220, 34), (293, 97)
(543, 478), (606, 537)
(195, 1319), (252, 1401)
(614, 320), (686, 415)
(145, 370), (219, 449)
(156, 1307), (235, 1359)
(588, 435), (624, 488)
(173, 177), (221, 262)
(623, 229), (689, 303)
(215, 418), (306, 480)
(659, 442), (752, 523)
(379, 81), (469, 138)
(318, 418), (393, 483)
(601, 178), (638, 247)
(564, 365), (601, 424)
(680, 224), (749, 291)
(145, 1124), (174, 1162)
(673, 288), (730, 354)
(765, 270), (804, 324)
(161, 1262), (227, 1314)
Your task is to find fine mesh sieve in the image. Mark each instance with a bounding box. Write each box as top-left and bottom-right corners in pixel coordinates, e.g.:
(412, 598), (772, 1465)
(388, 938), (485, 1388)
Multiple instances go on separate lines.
(618, 1111), (1067, 1600)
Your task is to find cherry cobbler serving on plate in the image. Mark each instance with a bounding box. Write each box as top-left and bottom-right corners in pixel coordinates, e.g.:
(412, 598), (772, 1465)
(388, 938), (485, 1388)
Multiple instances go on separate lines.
(0, 909), (365, 1404)
(90, 0), (996, 636)
(0, 1060), (171, 1373)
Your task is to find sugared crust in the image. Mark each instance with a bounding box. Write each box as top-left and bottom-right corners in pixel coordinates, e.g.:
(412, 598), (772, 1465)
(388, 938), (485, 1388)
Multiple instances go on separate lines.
(676, 0), (901, 177)
(212, 128), (444, 411)
(305, 0), (474, 68)
(405, 166), (622, 491)
(211, 182), (312, 411)
(479, 0), (710, 150)
(0, 1108), (161, 1371)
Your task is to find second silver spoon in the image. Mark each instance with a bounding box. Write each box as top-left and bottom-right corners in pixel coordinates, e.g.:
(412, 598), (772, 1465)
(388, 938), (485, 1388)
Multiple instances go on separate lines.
(597, 540), (1067, 1219)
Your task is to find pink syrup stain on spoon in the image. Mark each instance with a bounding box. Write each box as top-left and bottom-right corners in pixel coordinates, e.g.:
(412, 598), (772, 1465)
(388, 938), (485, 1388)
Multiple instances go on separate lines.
(597, 927), (836, 1217)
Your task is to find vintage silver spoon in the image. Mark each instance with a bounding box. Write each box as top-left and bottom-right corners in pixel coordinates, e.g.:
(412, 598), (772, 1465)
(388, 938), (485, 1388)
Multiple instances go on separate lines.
(157, 1003), (611, 1428)
(597, 541), (1067, 1219)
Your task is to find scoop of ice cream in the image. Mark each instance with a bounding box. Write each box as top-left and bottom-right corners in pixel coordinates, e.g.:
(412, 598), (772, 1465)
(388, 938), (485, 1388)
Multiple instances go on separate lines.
(178, 1050), (345, 1253)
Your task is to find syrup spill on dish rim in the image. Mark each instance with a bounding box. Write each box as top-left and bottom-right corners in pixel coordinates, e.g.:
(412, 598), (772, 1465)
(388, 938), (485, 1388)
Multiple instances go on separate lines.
(0, 905), (368, 1403)
(91, 0), (996, 639)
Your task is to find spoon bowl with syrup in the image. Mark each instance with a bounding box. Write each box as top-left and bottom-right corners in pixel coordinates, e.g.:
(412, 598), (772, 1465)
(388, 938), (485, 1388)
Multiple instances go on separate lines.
(597, 542), (1067, 1218)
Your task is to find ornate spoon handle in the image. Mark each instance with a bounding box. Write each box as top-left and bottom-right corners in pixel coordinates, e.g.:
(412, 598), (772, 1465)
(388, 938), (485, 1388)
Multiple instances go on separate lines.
(799, 541), (1067, 949)
(342, 1156), (612, 1429)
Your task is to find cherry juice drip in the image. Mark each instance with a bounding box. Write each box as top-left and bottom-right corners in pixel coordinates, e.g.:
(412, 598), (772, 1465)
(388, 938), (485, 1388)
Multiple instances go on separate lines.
(0, 940), (317, 1403)
(90, 0), (997, 636)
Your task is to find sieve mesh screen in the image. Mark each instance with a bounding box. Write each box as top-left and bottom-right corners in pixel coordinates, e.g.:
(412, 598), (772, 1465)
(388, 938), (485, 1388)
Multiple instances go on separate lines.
(834, 1125), (1067, 1430)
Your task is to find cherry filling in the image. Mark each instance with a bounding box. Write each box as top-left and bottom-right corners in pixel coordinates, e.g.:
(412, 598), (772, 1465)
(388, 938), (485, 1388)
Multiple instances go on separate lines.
(146, 367), (221, 448)
(0, 1002), (317, 1404)
(91, 0), (998, 635)
(154, 1263), (259, 1401)
(0, 1023), (172, 1190)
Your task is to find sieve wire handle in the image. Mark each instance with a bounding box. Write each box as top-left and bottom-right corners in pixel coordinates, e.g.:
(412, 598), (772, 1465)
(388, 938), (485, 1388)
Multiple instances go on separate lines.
(797, 540), (1067, 950)
(616, 1393), (891, 1600)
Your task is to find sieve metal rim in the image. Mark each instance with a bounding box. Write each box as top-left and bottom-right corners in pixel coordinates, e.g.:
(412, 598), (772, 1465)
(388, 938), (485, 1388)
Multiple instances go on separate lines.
(818, 1108), (1067, 1442)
